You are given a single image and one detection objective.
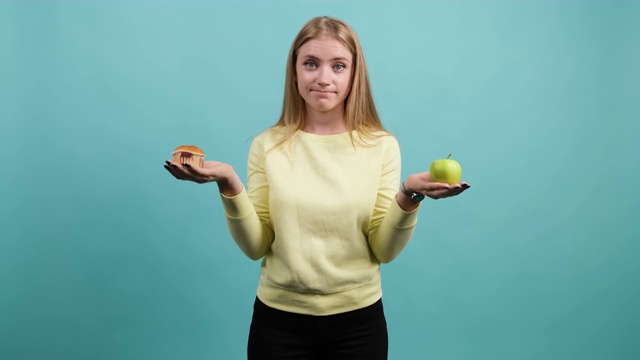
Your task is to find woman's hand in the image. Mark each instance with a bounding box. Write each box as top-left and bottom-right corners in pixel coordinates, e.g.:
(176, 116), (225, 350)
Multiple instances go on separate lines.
(396, 172), (470, 211)
(405, 172), (470, 200)
(164, 160), (243, 196)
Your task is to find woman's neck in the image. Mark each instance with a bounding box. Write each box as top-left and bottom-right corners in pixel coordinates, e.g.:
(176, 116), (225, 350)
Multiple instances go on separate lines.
(303, 107), (348, 135)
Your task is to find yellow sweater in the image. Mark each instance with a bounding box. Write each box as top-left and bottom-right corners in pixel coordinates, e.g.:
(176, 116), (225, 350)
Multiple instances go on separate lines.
(220, 127), (419, 315)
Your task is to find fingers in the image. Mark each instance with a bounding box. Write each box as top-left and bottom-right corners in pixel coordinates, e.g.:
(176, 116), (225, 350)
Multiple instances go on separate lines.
(164, 160), (214, 184)
(425, 189), (451, 200)
(184, 163), (216, 184)
(425, 182), (471, 199)
(423, 182), (451, 200)
(164, 161), (196, 181)
(164, 164), (180, 180)
(406, 172), (472, 200)
(182, 162), (201, 174)
(164, 161), (187, 180)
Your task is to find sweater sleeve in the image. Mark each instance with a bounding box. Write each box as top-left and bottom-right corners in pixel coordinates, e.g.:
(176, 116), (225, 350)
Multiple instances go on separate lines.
(219, 135), (274, 260)
(367, 136), (420, 263)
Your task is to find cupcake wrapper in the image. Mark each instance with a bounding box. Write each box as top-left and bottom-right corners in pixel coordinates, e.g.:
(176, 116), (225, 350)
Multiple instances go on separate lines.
(172, 152), (204, 167)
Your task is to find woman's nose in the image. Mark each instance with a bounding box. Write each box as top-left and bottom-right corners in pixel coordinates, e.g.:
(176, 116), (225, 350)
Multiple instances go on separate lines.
(316, 67), (331, 86)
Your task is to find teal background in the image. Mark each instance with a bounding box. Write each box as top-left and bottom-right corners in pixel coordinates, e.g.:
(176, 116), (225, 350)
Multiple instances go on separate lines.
(1, 0), (639, 359)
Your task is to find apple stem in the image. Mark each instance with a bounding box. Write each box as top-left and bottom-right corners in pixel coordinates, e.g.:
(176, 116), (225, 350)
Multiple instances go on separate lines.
(447, 152), (452, 159)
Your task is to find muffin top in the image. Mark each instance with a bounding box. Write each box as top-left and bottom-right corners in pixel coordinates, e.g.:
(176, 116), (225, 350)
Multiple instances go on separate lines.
(173, 145), (204, 155)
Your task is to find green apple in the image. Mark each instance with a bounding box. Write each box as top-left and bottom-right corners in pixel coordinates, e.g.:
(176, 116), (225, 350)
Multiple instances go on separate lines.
(429, 153), (462, 184)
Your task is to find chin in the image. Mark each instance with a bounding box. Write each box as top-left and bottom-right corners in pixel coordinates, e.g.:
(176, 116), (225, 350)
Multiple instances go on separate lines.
(313, 106), (339, 113)
(311, 100), (339, 111)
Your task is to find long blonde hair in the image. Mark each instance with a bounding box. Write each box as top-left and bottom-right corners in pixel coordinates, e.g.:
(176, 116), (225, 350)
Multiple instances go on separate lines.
(271, 16), (388, 148)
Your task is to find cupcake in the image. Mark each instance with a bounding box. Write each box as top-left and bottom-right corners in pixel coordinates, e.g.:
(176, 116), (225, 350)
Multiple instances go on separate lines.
(172, 145), (205, 167)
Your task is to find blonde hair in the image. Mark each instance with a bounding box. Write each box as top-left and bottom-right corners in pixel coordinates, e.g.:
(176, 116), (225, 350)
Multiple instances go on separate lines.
(271, 16), (388, 148)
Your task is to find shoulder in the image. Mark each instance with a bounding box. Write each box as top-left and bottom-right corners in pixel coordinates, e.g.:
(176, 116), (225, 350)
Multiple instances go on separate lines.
(254, 126), (285, 141)
(354, 130), (399, 150)
(250, 126), (287, 149)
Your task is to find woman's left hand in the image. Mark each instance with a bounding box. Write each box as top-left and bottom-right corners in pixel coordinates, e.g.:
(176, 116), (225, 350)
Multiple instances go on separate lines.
(404, 172), (470, 200)
(397, 172), (470, 211)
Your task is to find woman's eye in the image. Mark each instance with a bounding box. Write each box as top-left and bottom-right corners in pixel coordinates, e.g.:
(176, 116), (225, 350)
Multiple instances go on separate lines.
(334, 64), (346, 71)
(304, 61), (317, 68)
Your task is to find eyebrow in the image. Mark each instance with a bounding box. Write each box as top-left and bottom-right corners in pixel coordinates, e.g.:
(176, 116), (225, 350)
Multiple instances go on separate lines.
(301, 54), (351, 62)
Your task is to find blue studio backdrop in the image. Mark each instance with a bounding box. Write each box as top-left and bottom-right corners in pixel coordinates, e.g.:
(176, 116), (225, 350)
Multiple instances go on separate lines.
(1, 1), (639, 359)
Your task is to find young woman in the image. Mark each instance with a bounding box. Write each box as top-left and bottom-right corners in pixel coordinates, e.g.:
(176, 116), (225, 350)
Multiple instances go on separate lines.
(165, 16), (469, 360)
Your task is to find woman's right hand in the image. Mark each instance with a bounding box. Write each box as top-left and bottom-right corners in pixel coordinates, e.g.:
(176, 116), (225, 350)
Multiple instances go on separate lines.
(164, 160), (243, 196)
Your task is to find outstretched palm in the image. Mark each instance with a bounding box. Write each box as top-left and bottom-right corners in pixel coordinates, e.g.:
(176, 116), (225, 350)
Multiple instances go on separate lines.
(164, 160), (233, 184)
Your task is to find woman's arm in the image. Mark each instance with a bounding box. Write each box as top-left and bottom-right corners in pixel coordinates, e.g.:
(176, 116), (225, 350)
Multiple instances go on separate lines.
(164, 145), (274, 260)
(367, 138), (470, 263)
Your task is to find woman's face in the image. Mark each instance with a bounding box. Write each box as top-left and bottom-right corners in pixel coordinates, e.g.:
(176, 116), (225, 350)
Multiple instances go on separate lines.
(295, 36), (353, 116)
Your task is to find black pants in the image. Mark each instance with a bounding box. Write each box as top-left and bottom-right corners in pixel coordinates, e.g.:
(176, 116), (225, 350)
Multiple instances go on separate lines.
(247, 297), (388, 360)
